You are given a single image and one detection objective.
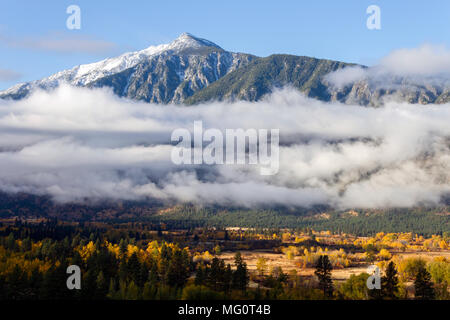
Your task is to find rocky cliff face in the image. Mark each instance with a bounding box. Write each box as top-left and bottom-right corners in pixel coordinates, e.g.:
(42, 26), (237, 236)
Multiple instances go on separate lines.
(325, 78), (450, 106)
(88, 47), (255, 103)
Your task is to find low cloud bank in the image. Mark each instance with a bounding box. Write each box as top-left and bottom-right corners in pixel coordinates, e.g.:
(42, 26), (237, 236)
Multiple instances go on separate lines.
(326, 44), (450, 90)
(0, 85), (449, 209)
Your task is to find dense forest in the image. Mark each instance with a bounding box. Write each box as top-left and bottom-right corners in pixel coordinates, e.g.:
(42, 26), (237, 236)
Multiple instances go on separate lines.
(0, 219), (448, 300)
(0, 192), (448, 237)
(141, 206), (450, 237)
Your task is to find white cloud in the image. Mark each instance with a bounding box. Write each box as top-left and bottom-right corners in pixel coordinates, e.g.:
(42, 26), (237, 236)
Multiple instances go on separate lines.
(0, 85), (449, 208)
(0, 32), (117, 54)
(323, 66), (366, 89)
(380, 44), (450, 76)
(0, 68), (22, 82)
(325, 44), (450, 89)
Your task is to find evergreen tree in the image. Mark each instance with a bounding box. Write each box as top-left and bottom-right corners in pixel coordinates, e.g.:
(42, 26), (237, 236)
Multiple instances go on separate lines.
(208, 257), (227, 291)
(137, 263), (148, 288)
(7, 264), (25, 300)
(6, 232), (16, 250)
(127, 252), (141, 284)
(381, 261), (399, 299)
(195, 265), (207, 286)
(70, 251), (83, 269)
(28, 266), (43, 300)
(82, 269), (98, 299)
(167, 249), (189, 288)
(224, 264), (233, 293)
(232, 252), (249, 291)
(96, 271), (108, 299)
(142, 281), (157, 300)
(118, 259), (128, 281)
(314, 255), (333, 298)
(22, 237), (32, 252)
(107, 278), (119, 300)
(119, 239), (127, 259)
(41, 263), (71, 300)
(148, 262), (159, 286)
(414, 266), (435, 300)
(125, 281), (139, 300)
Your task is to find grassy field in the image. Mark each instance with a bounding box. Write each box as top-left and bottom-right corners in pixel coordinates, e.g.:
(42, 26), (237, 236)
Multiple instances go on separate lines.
(220, 249), (450, 281)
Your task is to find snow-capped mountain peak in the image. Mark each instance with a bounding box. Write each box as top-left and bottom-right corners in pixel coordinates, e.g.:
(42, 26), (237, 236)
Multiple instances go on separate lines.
(0, 33), (223, 96)
(166, 32), (222, 51)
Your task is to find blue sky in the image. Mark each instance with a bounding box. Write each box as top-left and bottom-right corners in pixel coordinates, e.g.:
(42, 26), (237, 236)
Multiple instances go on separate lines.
(0, 0), (449, 90)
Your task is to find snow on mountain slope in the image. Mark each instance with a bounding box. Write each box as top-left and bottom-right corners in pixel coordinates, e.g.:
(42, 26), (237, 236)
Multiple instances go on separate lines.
(0, 33), (223, 98)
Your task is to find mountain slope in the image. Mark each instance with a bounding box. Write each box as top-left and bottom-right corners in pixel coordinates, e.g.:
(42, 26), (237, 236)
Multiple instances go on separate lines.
(1, 33), (449, 106)
(0, 33), (255, 103)
(87, 46), (255, 103)
(326, 78), (450, 106)
(186, 54), (450, 106)
(185, 54), (357, 104)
